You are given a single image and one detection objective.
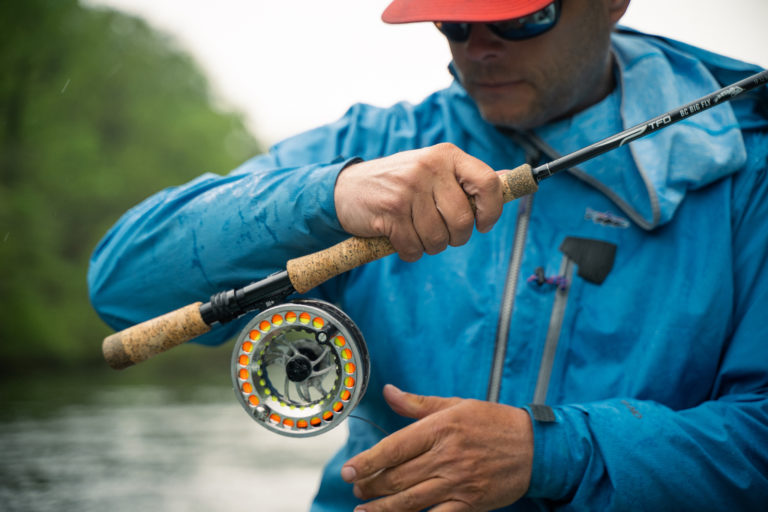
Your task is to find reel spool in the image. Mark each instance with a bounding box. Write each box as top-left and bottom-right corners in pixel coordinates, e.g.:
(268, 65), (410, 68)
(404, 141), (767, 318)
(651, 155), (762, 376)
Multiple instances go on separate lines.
(231, 299), (370, 437)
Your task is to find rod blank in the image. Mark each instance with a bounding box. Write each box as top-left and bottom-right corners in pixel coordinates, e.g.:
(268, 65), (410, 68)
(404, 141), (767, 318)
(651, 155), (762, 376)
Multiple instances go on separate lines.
(533, 69), (768, 182)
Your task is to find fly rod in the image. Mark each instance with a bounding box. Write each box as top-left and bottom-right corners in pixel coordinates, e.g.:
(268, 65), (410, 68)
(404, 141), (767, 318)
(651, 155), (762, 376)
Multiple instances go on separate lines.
(102, 69), (768, 370)
(532, 69), (768, 181)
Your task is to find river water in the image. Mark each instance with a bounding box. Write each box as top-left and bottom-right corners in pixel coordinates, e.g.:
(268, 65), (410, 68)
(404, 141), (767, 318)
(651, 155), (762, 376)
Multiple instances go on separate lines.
(0, 352), (346, 512)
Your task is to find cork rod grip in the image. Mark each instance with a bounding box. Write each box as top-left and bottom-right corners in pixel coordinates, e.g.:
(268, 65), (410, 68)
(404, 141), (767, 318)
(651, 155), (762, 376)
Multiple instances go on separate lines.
(500, 163), (536, 202)
(286, 236), (394, 293)
(286, 163), (536, 294)
(102, 302), (211, 370)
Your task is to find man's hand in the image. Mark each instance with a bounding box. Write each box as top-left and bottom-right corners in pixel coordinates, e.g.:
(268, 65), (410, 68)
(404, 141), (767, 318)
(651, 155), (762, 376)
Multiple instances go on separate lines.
(334, 143), (504, 262)
(341, 385), (534, 511)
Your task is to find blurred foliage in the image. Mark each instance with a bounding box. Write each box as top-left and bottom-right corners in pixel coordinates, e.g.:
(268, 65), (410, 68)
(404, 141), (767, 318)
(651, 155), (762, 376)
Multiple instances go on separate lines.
(0, 0), (262, 369)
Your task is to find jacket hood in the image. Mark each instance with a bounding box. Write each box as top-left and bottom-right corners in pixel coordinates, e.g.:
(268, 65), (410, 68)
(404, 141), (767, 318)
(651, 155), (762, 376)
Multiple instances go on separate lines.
(599, 28), (764, 229)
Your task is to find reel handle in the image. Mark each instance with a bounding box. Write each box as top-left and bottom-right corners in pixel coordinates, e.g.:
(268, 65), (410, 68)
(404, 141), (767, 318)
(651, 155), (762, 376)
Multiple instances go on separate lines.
(286, 163), (535, 293)
(102, 302), (210, 369)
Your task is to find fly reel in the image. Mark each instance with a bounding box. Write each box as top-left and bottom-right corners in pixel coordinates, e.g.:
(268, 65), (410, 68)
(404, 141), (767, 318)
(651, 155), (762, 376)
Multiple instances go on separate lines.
(231, 299), (370, 437)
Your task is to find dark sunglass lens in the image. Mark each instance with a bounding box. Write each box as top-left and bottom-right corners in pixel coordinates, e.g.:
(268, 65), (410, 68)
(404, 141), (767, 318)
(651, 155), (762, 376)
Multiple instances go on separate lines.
(491, 1), (560, 41)
(435, 22), (471, 43)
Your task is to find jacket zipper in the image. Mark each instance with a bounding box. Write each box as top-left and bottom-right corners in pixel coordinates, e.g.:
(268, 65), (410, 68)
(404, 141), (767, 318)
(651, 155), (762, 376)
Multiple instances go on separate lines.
(532, 254), (574, 404)
(487, 194), (533, 403)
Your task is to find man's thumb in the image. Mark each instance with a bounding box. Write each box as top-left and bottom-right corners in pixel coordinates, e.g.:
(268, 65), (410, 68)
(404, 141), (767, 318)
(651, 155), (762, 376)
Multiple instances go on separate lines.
(383, 384), (458, 420)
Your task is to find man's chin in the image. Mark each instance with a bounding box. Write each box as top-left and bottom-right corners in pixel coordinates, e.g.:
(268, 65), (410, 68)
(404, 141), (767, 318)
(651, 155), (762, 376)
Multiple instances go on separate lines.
(477, 108), (543, 131)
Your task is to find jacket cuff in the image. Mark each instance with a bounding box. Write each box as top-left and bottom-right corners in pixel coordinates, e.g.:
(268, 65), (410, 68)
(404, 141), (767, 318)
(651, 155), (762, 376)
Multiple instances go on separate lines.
(524, 404), (591, 501)
(299, 156), (363, 238)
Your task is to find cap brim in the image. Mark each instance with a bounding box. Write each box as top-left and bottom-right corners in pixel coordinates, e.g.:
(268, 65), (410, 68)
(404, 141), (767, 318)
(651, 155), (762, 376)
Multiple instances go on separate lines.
(382, 0), (554, 23)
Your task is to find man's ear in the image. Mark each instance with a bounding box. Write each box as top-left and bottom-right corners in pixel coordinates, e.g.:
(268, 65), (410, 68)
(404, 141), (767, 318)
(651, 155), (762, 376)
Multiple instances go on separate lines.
(608, 0), (631, 24)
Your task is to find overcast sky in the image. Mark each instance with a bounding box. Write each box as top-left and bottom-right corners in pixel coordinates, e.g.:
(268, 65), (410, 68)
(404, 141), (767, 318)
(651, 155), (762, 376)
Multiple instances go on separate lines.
(89, 0), (767, 146)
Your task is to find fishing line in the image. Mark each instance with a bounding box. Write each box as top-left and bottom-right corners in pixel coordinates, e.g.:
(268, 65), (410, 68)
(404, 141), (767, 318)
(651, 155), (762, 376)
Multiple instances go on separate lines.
(349, 415), (391, 437)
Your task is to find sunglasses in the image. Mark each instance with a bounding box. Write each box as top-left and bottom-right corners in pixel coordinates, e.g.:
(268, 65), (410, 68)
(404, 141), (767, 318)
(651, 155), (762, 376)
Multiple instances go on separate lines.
(434, 0), (562, 42)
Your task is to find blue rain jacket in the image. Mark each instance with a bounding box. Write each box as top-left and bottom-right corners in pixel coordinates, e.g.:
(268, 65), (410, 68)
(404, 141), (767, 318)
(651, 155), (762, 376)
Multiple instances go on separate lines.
(89, 29), (768, 510)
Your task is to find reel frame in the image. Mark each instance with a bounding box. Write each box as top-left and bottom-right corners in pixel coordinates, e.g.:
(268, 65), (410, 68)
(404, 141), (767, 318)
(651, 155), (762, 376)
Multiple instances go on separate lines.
(231, 299), (370, 437)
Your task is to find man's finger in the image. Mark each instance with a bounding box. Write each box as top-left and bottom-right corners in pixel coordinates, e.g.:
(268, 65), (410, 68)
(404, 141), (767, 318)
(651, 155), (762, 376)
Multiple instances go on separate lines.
(412, 193), (450, 255)
(429, 501), (468, 512)
(353, 447), (437, 500)
(342, 416), (433, 482)
(433, 183), (475, 247)
(353, 476), (450, 512)
(387, 221), (425, 262)
(382, 384), (459, 420)
(452, 152), (503, 234)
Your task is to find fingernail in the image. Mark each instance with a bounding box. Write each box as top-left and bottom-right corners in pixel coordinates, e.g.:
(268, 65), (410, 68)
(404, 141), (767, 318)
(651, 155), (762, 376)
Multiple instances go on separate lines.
(353, 484), (363, 499)
(354, 507), (366, 512)
(384, 383), (403, 395)
(341, 465), (357, 482)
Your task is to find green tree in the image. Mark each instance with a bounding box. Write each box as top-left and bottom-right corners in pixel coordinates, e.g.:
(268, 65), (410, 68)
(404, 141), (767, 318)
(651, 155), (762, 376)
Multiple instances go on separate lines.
(0, 0), (262, 368)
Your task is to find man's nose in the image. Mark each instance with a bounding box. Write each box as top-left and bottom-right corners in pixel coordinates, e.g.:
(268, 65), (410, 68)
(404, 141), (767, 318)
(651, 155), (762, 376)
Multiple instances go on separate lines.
(463, 24), (505, 62)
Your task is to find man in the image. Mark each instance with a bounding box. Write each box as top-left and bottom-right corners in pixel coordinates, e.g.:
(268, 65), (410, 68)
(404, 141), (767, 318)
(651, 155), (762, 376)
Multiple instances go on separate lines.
(89, 0), (768, 510)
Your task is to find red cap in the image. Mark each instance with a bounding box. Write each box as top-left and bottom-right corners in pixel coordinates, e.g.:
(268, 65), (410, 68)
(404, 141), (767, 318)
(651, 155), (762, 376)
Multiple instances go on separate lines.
(382, 0), (555, 23)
